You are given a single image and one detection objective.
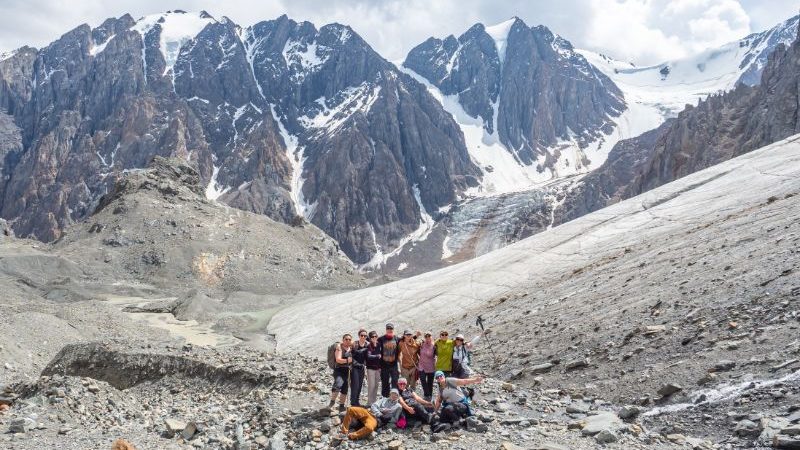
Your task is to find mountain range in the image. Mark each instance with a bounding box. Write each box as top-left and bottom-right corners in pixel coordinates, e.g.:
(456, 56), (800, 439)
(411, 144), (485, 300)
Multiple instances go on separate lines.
(0, 10), (797, 272)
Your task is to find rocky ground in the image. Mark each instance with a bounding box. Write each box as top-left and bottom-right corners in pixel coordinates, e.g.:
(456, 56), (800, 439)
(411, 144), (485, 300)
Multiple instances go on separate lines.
(1, 340), (710, 450)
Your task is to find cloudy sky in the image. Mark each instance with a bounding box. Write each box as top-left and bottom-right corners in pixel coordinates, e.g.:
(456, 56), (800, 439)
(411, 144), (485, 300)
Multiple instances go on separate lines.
(0, 0), (797, 64)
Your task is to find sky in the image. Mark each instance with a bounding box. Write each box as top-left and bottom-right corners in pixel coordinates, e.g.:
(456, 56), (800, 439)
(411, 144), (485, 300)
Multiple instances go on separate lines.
(0, 0), (797, 65)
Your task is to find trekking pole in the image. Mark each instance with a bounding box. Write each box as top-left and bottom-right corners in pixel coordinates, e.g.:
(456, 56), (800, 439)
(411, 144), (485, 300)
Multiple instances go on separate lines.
(475, 316), (497, 361)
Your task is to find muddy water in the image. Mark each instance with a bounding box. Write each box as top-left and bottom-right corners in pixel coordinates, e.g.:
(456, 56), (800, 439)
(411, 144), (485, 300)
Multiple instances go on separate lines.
(106, 296), (239, 347)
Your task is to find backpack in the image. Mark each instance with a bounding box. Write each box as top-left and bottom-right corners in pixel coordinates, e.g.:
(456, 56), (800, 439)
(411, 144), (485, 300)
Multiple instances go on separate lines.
(327, 342), (339, 369)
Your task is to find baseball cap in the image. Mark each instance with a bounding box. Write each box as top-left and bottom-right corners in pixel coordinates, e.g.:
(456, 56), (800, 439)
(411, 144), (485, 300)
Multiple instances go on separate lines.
(385, 323), (394, 329)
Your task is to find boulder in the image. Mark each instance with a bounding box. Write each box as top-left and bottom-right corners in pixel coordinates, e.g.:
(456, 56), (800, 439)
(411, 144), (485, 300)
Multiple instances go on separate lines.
(618, 406), (640, 420)
(164, 418), (187, 437)
(657, 383), (683, 397)
(595, 429), (618, 444)
(581, 412), (623, 436)
(711, 360), (736, 372)
(774, 435), (800, 449)
(9, 417), (36, 433)
(530, 363), (554, 374)
(566, 359), (589, 370)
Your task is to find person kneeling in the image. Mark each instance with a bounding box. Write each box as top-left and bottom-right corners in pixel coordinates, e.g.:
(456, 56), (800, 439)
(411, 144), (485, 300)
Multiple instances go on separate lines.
(340, 389), (402, 440)
(397, 377), (434, 425)
(432, 371), (483, 432)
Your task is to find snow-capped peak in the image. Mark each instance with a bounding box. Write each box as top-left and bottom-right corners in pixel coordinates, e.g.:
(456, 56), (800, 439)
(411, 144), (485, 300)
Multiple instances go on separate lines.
(132, 10), (217, 75)
(484, 17), (519, 64)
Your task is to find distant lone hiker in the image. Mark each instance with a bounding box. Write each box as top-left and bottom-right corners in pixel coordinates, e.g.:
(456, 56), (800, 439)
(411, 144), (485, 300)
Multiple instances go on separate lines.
(378, 323), (401, 398)
(328, 333), (353, 412)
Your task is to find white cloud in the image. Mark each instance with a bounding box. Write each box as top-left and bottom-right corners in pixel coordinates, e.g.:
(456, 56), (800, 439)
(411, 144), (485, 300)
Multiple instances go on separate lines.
(0, 0), (796, 66)
(586, 0), (751, 63)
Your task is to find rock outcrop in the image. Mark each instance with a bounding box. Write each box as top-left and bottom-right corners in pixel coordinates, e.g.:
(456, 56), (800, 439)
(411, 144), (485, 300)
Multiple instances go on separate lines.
(404, 17), (624, 167)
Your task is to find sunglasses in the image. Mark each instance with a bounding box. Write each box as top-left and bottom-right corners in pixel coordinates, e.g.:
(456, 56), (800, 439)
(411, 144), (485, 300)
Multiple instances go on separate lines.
(369, 335), (378, 338)
(436, 375), (445, 379)
(398, 382), (407, 385)
(359, 334), (367, 337)
(343, 338), (352, 341)
(440, 333), (448, 336)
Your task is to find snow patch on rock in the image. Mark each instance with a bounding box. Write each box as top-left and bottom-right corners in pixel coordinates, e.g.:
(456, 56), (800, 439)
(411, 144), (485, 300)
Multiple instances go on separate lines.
(132, 11), (216, 76)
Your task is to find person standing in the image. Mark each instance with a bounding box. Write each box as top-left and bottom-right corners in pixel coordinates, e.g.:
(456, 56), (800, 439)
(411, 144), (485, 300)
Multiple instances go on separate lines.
(398, 329), (421, 391)
(434, 330), (455, 376)
(377, 323), (401, 398)
(417, 332), (436, 400)
(350, 329), (369, 406)
(329, 334), (353, 412)
(452, 332), (482, 378)
(365, 330), (382, 406)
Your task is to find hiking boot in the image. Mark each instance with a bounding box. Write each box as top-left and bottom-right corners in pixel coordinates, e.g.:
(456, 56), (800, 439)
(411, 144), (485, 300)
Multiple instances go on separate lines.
(433, 423), (451, 433)
(338, 404), (347, 413)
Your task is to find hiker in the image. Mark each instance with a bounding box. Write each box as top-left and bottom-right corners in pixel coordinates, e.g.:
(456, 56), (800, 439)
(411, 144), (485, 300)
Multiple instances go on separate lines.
(397, 377), (434, 425)
(433, 371), (483, 431)
(377, 323), (401, 398)
(434, 330), (455, 376)
(418, 331), (436, 401)
(350, 329), (369, 407)
(398, 329), (421, 390)
(340, 389), (402, 440)
(365, 330), (382, 406)
(452, 332), (482, 378)
(328, 333), (353, 412)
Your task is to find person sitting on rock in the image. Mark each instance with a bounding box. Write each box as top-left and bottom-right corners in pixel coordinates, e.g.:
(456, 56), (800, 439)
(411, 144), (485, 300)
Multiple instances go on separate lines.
(328, 333), (353, 412)
(433, 371), (483, 432)
(452, 332), (483, 378)
(340, 389), (403, 440)
(397, 377), (434, 425)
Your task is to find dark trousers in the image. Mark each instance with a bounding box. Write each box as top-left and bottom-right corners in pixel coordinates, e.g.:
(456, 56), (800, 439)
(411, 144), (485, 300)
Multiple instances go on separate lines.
(440, 402), (469, 424)
(380, 363), (399, 397)
(350, 366), (365, 406)
(403, 402), (432, 424)
(332, 367), (349, 396)
(419, 371), (434, 399)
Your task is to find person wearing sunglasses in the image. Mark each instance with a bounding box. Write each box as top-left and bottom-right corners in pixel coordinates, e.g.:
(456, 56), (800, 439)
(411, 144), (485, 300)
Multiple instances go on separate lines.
(432, 370), (483, 432)
(398, 329), (422, 391)
(452, 332), (483, 378)
(365, 331), (382, 406)
(418, 332), (436, 401)
(328, 333), (353, 412)
(434, 331), (455, 376)
(350, 329), (369, 407)
(396, 377), (434, 425)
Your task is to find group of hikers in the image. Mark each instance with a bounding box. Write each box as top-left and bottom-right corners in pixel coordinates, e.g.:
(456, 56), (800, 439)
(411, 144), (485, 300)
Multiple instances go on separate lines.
(326, 323), (486, 439)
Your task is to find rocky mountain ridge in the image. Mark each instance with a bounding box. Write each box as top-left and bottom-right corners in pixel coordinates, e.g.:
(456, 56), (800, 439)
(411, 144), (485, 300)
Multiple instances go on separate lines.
(0, 10), (480, 265)
(403, 17), (626, 194)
